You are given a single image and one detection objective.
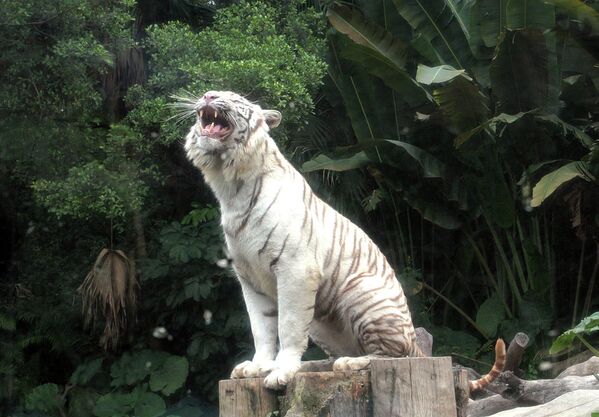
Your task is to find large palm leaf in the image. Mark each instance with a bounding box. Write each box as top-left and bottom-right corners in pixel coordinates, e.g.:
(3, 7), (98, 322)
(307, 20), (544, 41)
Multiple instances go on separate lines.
(490, 29), (552, 113)
(327, 3), (409, 69)
(391, 0), (475, 70)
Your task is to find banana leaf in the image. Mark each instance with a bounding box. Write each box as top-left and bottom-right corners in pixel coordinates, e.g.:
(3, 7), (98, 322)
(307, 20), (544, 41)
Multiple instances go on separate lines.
(356, 0), (413, 39)
(327, 59), (397, 144)
(454, 112), (530, 147)
(301, 152), (370, 173)
(327, 3), (409, 69)
(531, 160), (595, 207)
(391, 0), (474, 70)
(506, 0), (556, 30)
(490, 29), (550, 113)
(415, 64), (466, 84)
(478, 0), (507, 48)
(534, 114), (594, 148)
(401, 190), (463, 229)
(415, 64), (491, 134)
(339, 42), (434, 109)
(302, 139), (447, 178)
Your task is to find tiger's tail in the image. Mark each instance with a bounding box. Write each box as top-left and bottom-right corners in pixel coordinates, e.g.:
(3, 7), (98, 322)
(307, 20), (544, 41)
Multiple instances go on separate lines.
(468, 339), (506, 392)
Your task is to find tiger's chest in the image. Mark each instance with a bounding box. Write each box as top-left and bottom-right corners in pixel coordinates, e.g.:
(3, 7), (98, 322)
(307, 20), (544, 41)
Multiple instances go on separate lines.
(218, 173), (303, 299)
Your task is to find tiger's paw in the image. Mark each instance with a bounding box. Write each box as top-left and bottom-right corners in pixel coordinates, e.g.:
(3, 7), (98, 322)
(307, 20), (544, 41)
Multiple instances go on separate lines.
(230, 360), (275, 379)
(263, 363), (300, 390)
(333, 356), (372, 372)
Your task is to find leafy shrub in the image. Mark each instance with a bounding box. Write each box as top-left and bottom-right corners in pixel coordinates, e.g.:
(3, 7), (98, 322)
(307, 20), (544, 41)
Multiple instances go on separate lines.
(127, 0), (327, 144)
(550, 312), (599, 356)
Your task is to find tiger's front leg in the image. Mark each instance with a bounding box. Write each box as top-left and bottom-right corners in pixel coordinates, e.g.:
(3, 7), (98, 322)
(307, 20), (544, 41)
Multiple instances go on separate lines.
(230, 277), (278, 379)
(263, 265), (320, 390)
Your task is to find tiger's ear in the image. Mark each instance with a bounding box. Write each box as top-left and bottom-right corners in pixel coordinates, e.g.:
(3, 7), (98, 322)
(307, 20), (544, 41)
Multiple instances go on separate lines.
(263, 110), (282, 129)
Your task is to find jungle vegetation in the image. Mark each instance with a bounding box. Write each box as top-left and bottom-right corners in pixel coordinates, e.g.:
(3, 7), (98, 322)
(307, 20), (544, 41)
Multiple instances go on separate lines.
(1, 0), (598, 416)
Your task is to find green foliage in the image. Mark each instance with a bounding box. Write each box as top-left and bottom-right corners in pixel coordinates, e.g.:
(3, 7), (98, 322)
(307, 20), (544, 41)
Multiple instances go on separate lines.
(25, 384), (63, 415)
(476, 293), (506, 339)
(312, 0), (599, 372)
(149, 356), (189, 396)
(181, 204), (219, 227)
(550, 312), (599, 355)
(1, 0), (325, 414)
(25, 350), (189, 417)
(531, 161), (596, 207)
(110, 350), (189, 396)
(0, 313), (16, 332)
(128, 0), (327, 144)
(431, 327), (481, 358)
(94, 389), (166, 417)
(70, 359), (104, 386)
(33, 160), (147, 222)
(0, 0), (134, 120)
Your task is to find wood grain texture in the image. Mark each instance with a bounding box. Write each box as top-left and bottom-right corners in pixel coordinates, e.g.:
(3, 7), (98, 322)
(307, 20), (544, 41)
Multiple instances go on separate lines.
(219, 378), (278, 417)
(485, 390), (599, 417)
(498, 372), (599, 403)
(281, 371), (371, 417)
(371, 357), (457, 417)
(454, 368), (470, 417)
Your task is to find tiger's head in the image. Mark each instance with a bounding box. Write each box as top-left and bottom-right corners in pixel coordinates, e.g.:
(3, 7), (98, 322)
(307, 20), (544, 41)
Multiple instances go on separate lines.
(184, 91), (282, 164)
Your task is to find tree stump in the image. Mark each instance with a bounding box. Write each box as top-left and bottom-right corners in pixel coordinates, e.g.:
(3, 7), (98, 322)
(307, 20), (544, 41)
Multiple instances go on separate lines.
(219, 378), (278, 417)
(454, 368), (470, 417)
(281, 371), (371, 417)
(219, 357), (459, 417)
(371, 357), (458, 417)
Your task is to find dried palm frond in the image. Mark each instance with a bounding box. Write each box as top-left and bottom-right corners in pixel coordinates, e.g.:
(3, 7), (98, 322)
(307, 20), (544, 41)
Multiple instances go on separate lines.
(79, 248), (139, 350)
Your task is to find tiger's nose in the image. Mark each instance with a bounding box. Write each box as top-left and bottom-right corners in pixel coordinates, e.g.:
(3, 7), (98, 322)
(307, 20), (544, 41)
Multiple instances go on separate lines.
(203, 92), (218, 103)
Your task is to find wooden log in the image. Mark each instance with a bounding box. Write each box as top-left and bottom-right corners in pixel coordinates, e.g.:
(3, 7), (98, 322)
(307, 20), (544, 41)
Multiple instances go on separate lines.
(371, 357), (457, 417)
(468, 374), (599, 417)
(478, 390), (599, 417)
(299, 358), (335, 372)
(498, 371), (599, 404)
(219, 378), (278, 417)
(504, 333), (528, 375)
(280, 371), (371, 417)
(454, 369), (470, 417)
(415, 327), (433, 357)
(467, 395), (517, 417)
(220, 356), (460, 417)
(547, 350), (593, 377)
(556, 356), (599, 378)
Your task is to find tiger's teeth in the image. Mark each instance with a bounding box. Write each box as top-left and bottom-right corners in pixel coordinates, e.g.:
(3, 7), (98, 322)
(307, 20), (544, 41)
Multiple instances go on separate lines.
(208, 122), (214, 129)
(214, 110), (217, 119)
(200, 109), (204, 118)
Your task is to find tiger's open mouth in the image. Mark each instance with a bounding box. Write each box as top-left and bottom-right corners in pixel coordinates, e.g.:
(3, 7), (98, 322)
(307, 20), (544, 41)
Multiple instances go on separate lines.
(198, 105), (231, 140)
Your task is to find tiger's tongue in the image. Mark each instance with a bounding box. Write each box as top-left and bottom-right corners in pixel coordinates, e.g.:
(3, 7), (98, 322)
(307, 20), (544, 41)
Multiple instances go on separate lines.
(203, 123), (223, 136)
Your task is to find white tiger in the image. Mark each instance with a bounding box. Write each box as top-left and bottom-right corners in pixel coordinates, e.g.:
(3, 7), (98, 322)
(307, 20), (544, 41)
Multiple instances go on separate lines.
(184, 90), (422, 389)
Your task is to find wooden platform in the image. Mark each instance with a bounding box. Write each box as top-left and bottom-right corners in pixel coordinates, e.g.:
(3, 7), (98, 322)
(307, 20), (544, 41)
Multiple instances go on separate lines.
(219, 357), (467, 417)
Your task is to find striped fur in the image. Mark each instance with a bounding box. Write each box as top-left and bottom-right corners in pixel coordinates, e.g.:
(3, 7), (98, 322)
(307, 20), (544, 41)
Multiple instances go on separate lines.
(185, 91), (422, 389)
(468, 338), (506, 392)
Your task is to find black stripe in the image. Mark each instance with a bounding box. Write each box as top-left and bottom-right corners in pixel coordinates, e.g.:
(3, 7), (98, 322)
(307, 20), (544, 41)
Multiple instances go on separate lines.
(270, 234), (290, 269)
(234, 175), (263, 235)
(257, 187), (282, 224)
(259, 224), (278, 255)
